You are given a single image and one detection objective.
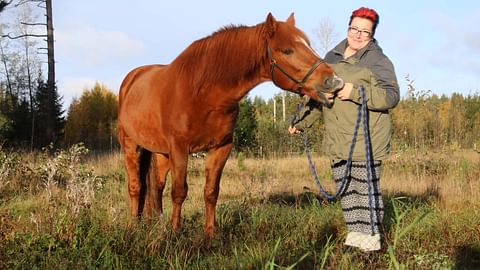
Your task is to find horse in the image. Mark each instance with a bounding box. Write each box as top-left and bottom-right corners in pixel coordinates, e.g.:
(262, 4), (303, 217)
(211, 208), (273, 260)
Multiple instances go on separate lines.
(117, 13), (344, 238)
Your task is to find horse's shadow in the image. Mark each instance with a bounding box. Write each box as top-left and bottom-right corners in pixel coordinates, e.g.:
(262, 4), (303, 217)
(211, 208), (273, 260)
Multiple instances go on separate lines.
(264, 187), (327, 207)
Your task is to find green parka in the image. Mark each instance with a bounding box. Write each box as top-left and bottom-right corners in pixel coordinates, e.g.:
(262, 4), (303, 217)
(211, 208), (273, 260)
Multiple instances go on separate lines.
(293, 39), (400, 161)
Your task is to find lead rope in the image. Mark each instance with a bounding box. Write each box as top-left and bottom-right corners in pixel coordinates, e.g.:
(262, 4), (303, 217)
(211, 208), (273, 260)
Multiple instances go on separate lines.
(359, 86), (376, 235)
(295, 85), (376, 235)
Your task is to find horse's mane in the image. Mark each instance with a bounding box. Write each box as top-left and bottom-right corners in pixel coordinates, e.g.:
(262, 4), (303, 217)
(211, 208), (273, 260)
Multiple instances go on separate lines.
(172, 23), (266, 91)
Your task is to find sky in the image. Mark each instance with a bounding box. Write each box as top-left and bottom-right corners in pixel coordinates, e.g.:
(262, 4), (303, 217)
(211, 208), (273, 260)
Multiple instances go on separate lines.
(2, 1), (480, 107)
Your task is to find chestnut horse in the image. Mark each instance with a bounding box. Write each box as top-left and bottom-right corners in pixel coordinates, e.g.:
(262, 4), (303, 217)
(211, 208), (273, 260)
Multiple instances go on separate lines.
(117, 13), (343, 237)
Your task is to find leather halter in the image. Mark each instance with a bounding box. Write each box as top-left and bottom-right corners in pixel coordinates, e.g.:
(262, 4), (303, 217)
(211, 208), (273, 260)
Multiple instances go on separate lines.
(267, 46), (324, 91)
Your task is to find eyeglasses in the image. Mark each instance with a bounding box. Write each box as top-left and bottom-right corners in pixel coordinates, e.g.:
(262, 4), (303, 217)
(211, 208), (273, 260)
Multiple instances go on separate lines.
(348, 26), (372, 37)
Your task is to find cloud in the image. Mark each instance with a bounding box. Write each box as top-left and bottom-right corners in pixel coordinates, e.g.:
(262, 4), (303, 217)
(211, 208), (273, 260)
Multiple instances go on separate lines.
(58, 77), (96, 107)
(56, 25), (146, 68)
(464, 32), (480, 54)
(55, 25), (143, 109)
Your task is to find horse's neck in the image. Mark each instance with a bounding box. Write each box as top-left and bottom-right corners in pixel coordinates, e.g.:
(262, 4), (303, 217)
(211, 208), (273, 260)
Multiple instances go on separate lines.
(174, 26), (267, 100)
(213, 27), (268, 99)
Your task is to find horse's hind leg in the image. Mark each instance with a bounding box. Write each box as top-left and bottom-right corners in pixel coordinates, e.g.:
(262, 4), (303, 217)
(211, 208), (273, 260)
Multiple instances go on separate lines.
(121, 135), (143, 224)
(204, 143), (233, 238)
(144, 153), (170, 218)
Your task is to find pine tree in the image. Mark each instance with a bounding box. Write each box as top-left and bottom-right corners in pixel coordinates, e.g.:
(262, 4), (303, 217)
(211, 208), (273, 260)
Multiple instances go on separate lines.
(0, 86), (13, 141)
(34, 78), (64, 148)
(12, 96), (30, 145)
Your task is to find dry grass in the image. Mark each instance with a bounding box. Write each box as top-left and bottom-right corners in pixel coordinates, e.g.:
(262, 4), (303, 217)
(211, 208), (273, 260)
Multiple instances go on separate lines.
(85, 151), (124, 176)
(382, 150), (480, 210)
(174, 150), (480, 215)
(1, 147), (479, 269)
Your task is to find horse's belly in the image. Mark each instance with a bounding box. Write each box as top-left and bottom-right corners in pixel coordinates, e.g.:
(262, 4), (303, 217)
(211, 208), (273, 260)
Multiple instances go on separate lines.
(188, 114), (237, 152)
(189, 131), (233, 153)
(119, 108), (169, 153)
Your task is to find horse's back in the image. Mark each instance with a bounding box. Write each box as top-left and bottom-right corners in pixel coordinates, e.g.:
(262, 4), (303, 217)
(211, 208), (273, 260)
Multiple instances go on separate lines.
(119, 64), (166, 106)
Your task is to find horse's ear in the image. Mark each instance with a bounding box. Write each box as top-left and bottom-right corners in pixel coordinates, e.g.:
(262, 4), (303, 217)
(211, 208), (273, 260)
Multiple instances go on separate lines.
(286, 12), (295, 25)
(265, 12), (277, 37)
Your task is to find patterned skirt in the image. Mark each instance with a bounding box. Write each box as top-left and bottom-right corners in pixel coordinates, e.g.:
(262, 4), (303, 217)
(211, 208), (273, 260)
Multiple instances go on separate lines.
(332, 160), (384, 235)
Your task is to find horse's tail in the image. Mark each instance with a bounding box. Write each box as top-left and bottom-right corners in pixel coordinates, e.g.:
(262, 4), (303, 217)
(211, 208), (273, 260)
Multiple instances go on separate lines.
(138, 149), (162, 218)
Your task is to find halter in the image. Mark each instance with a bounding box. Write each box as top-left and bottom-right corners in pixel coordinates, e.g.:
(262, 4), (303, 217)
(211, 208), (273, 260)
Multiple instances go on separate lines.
(267, 46), (324, 92)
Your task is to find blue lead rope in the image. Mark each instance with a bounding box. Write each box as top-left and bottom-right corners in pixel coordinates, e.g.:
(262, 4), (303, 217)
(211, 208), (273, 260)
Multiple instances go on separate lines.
(295, 85), (376, 235)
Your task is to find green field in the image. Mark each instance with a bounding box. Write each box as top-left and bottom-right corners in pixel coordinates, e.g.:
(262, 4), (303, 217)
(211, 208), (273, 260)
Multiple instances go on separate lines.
(1, 145), (479, 269)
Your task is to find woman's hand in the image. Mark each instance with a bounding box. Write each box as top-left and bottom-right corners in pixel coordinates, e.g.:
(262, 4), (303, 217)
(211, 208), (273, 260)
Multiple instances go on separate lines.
(288, 126), (301, 134)
(325, 92), (336, 101)
(336, 82), (353, 100)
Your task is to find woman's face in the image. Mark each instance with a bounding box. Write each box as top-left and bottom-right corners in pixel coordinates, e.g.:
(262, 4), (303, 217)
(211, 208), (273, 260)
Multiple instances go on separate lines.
(347, 17), (374, 51)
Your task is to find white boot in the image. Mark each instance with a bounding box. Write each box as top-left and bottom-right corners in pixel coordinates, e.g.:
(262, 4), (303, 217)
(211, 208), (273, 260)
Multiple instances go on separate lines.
(345, 231), (381, 252)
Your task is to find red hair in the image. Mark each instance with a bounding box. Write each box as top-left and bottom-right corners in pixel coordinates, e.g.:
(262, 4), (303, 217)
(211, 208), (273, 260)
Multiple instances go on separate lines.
(349, 7), (379, 36)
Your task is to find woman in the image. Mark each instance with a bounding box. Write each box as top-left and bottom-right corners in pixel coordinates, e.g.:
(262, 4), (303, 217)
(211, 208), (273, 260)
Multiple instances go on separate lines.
(289, 7), (399, 252)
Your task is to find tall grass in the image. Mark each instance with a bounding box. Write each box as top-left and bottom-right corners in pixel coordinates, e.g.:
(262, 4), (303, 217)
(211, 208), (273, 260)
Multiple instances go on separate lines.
(0, 145), (479, 269)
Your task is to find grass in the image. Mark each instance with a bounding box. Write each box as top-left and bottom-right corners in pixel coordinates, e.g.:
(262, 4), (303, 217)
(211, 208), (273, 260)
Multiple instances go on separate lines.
(0, 145), (479, 269)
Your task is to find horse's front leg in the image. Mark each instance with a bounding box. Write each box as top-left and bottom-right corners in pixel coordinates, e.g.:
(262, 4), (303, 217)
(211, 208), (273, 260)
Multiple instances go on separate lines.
(204, 143), (233, 238)
(169, 145), (189, 232)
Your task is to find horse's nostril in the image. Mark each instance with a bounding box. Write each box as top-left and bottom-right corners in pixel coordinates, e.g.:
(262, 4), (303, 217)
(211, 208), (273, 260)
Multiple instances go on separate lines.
(324, 77), (332, 88)
(334, 76), (344, 90)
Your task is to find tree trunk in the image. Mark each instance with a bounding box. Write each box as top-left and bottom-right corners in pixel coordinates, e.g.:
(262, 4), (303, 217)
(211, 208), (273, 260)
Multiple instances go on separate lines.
(46, 0), (54, 95)
(0, 43), (13, 95)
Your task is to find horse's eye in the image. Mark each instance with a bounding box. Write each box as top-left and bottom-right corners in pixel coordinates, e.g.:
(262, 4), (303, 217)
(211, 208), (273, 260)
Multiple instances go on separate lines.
(281, 48), (294, 55)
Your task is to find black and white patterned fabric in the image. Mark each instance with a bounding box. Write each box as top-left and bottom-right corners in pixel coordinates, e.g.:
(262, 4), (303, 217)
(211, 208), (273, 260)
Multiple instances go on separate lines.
(332, 160), (383, 235)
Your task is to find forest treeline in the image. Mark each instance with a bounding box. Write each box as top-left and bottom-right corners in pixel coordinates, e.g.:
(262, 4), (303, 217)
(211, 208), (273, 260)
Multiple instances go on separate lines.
(2, 2), (478, 156)
(1, 80), (479, 156)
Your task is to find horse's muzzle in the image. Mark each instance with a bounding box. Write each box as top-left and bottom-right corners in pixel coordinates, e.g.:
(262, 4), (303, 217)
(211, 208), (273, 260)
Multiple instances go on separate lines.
(314, 75), (344, 108)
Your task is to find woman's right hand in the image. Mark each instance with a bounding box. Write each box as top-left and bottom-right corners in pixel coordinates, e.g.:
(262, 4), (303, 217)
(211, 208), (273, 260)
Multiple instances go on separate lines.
(325, 92), (336, 101)
(288, 126), (301, 134)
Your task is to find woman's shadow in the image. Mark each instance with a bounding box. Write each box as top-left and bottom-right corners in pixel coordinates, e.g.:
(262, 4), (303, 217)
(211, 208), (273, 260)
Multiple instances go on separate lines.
(266, 186), (480, 268)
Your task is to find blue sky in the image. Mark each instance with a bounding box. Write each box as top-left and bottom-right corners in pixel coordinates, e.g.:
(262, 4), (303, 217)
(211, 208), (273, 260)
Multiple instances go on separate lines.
(3, 1), (480, 106)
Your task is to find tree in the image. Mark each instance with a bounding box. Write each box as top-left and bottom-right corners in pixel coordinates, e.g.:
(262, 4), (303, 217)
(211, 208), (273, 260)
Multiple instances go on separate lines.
(16, 3), (41, 149)
(64, 83), (118, 151)
(0, 86), (13, 140)
(0, 0), (58, 149)
(233, 97), (257, 154)
(34, 77), (64, 148)
(2, 0), (56, 110)
(313, 18), (338, 56)
(12, 95), (30, 143)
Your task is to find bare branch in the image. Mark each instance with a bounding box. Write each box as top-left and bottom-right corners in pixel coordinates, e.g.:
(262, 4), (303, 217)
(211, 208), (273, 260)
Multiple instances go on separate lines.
(11, 0), (45, 11)
(1, 33), (47, 39)
(313, 18), (338, 56)
(21, 22), (47, 27)
(15, 0), (45, 7)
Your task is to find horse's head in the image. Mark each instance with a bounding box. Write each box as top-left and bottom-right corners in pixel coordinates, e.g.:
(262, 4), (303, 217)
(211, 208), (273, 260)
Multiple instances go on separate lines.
(263, 13), (344, 107)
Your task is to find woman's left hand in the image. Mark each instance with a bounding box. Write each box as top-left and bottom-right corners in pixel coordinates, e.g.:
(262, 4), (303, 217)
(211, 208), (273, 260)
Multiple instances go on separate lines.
(336, 83), (353, 100)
